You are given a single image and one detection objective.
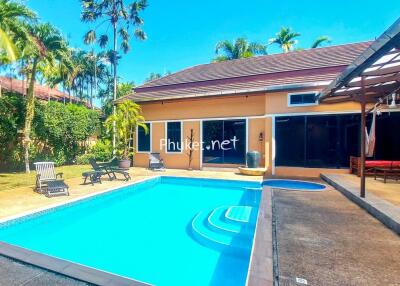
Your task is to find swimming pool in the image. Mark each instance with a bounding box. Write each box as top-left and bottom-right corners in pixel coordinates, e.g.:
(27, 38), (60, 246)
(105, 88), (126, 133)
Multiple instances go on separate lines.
(262, 179), (326, 191)
(0, 176), (261, 286)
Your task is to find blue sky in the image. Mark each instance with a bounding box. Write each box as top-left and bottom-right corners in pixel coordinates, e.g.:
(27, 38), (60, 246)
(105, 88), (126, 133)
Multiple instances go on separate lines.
(27, 0), (400, 86)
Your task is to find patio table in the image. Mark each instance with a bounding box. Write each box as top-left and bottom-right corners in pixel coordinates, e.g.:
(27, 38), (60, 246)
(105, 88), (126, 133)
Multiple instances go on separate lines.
(373, 168), (400, 183)
(82, 171), (103, 185)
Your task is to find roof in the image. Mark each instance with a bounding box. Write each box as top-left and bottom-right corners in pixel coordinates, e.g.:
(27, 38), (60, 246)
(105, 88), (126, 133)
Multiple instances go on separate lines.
(0, 76), (92, 108)
(319, 18), (400, 104)
(124, 41), (372, 103)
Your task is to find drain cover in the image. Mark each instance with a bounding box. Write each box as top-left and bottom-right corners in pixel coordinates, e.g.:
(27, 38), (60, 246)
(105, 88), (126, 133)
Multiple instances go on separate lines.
(296, 277), (308, 285)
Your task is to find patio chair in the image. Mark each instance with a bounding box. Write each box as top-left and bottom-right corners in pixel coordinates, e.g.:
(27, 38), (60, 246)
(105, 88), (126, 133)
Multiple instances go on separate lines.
(149, 153), (165, 170)
(34, 162), (69, 196)
(88, 158), (116, 180)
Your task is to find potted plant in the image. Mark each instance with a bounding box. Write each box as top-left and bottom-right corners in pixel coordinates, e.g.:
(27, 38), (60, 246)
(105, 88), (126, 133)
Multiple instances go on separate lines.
(105, 100), (148, 169)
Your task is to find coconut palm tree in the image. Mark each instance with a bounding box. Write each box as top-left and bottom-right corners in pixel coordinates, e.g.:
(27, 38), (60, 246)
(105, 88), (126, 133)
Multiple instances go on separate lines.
(311, 36), (331, 48)
(269, 27), (301, 53)
(21, 23), (70, 172)
(0, 0), (35, 62)
(81, 0), (148, 153)
(214, 38), (267, 62)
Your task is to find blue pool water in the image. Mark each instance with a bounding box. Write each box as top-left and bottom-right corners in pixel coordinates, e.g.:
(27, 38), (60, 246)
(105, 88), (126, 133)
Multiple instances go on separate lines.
(0, 177), (261, 286)
(262, 179), (326, 191)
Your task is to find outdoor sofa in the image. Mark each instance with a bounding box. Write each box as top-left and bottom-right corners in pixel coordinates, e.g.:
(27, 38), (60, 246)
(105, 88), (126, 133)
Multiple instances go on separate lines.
(350, 156), (400, 177)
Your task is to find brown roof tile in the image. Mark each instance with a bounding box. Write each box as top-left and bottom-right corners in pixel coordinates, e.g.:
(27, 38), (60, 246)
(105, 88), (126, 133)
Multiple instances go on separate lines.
(127, 41), (372, 102)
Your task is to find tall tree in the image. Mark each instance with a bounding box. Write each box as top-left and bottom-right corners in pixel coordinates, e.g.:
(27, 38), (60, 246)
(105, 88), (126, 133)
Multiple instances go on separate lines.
(269, 27), (301, 53)
(145, 71), (171, 82)
(21, 23), (69, 172)
(214, 38), (266, 62)
(0, 0), (35, 62)
(311, 36), (331, 48)
(81, 0), (147, 153)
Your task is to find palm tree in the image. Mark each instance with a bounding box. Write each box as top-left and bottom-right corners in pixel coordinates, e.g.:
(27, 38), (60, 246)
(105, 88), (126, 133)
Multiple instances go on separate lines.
(269, 27), (301, 53)
(21, 23), (69, 172)
(0, 0), (35, 62)
(81, 0), (148, 153)
(105, 100), (147, 160)
(311, 36), (331, 48)
(214, 38), (267, 62)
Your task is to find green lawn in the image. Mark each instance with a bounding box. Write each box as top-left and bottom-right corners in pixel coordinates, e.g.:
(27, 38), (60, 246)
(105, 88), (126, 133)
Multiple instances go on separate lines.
(0, 164), (90, 191)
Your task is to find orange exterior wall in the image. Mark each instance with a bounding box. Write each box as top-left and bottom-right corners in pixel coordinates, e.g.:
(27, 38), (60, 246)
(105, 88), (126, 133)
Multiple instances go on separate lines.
(275, 167), (350, 178)
(140, 94), (265, 121)
(133, 88), (364, 177)
(265, 89), (362, 114)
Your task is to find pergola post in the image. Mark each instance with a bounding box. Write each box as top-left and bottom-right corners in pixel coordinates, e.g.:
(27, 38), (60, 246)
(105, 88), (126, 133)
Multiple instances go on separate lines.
(360, 76), (366, 198)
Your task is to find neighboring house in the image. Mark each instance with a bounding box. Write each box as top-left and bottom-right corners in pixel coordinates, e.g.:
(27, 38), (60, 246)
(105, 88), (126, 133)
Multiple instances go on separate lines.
(123, 41), (400, 177)
(0, 76), (92, 108)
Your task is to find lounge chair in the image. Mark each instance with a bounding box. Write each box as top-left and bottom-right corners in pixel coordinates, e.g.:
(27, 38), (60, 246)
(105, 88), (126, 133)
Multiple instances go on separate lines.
(88, 158), (131, 181)
(149, 153), (165, 170)
(89, 158), (116, 180)
(34, 162), (69, 197)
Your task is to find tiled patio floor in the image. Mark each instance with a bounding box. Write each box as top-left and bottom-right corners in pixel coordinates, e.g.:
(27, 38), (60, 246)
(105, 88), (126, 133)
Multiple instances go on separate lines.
(324, 173), (400, 206)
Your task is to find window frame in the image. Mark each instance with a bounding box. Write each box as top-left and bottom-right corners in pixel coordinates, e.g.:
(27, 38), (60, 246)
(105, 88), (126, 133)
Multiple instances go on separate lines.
(287, 91), (319, 107)
(165, 121), (183, 154)
(136, 122), (152, 153)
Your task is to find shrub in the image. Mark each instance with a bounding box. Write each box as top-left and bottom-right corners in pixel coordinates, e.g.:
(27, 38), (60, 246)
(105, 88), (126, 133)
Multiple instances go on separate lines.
(76, 153), (96, 165)
(90, 140), (112, 162)
(0, 93), (100, 170)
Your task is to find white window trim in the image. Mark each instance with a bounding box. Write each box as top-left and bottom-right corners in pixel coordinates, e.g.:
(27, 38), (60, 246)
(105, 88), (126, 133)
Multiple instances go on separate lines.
(165, 120), (183, 154)
(136, 122), (152, 153)
(287, 91), (319, 107)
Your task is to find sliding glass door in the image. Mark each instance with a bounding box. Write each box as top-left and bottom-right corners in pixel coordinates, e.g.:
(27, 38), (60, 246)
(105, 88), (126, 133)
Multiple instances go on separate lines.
(202, 119), (246, 164)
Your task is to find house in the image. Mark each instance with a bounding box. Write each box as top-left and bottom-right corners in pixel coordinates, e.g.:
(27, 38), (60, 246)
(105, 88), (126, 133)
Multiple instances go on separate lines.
(123, 41), (400, 177)
(0, 76), (92, 108)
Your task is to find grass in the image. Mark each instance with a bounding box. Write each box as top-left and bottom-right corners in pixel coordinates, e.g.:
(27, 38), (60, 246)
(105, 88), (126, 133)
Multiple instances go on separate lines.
(0, 164), (91, 191)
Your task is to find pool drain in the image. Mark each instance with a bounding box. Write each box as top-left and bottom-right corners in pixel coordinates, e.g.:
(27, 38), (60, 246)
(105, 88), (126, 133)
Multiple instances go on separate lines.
(295, 277), (308, 285)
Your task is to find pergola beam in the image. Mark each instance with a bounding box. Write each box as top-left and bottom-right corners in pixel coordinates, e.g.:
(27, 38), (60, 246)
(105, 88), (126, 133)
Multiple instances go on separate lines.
(347, 74), (400, 87)
(363, 65), (400, 76)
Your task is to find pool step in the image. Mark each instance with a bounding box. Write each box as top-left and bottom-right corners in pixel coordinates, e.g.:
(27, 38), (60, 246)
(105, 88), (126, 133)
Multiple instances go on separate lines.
(242, 187), (262, 192)
(191, 211), (251, 254)
(207, 206), (252, 236)
(225, 206), (256, 225)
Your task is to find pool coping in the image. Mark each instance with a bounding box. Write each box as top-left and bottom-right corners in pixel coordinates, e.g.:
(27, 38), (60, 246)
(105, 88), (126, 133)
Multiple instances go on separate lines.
(0, 175), (265, 286)
(0, 241), (150, 286)
(262, 178), (329, 192)
(246, 186), (274, 286)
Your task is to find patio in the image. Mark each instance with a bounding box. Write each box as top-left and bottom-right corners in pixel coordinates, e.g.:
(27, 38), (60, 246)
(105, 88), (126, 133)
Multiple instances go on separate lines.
(322, 173), (400, 234)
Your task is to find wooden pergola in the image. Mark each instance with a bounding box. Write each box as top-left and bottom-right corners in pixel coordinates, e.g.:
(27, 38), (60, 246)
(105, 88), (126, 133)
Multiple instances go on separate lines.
(319, 18), (400, 198)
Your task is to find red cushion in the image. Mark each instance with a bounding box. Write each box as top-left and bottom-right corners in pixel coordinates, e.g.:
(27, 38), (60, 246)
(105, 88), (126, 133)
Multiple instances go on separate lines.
(365, 161), (400, 168)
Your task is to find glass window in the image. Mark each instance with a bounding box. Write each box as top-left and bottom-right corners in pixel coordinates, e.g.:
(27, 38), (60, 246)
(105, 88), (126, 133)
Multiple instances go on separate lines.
(202, 119), (246, 164)
(137, 123), (151, 152)
(166, 122), (182, 152)
(289, 92), (317, 106)
(275, 114), (360, 168)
